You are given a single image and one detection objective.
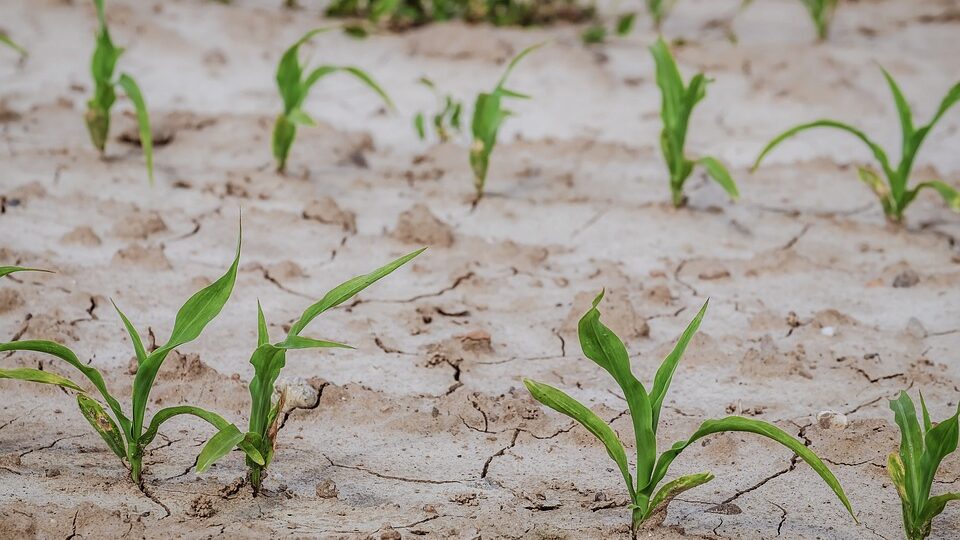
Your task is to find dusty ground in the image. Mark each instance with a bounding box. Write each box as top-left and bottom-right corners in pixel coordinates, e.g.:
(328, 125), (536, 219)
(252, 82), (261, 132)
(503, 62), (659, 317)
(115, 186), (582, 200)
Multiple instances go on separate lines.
(2, 0), (960, 538)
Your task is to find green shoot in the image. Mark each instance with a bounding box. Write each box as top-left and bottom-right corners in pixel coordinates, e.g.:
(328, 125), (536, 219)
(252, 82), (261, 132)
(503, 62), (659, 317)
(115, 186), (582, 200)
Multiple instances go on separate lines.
(582, 12), (636, 44)
(741, 0), (838, 40)
(888, 391), (960, 540)
(196, 248), (425, 493)
(326, 0), (593, 29)
(753, 68), (960, 222)
(524, 292), (855, 535)
(414, 77), (463, 143)
(0, 32), (27, 57)
(85, 0), (154, 184)
(0, 223), (262, 486)
(651, 38), (739, 208)
(470, 42), (543, 201)
(273, 28), (394, 173)
(0, 266), (51, 279)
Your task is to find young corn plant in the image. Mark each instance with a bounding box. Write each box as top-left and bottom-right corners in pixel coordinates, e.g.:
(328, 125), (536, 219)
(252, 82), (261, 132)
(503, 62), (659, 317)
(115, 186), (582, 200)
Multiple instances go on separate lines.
(86, 0), (154, 184)
(524, 292), (855, 536)
(196, 248), (424, 493)
(414, 77), (462, 143)
(651, 38), (739, 208)
(0, 226), (263, 486)
(646, 0), (676, 29)
(470, 43), (543, 201)
(741, 0), (838, 40)
(888, 391), (960, 540)
(753, 68), (960, 222)
(273, 28), (393, 173)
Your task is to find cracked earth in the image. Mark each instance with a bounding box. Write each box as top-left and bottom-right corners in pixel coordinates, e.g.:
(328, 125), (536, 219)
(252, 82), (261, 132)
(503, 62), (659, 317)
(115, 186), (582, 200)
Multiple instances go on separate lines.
(2, 0), (960, 538)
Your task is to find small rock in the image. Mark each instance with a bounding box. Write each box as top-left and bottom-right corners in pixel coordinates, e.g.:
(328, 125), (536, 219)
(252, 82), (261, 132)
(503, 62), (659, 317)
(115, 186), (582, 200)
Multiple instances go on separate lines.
(816, 410), (848, 430)
(316, 479), (338, 499)
(893, 269), (920, 288)
(698, 267), (730, 280)
(460, 330), (493, 354)
(44, 468), (61, 478)
(380, 528), (401, 540)
(820, 326), (836, 337)
(112, 211), (167, 239)
(127, 357), (139, 375)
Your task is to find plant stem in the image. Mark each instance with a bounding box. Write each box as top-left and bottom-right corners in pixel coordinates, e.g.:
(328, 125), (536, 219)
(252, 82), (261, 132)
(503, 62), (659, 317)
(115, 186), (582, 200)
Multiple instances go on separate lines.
(249, 465), (263, 495)
(670, 184), (686, 208)
(631, 507), (643, 540)
(129, 453), (143, 485)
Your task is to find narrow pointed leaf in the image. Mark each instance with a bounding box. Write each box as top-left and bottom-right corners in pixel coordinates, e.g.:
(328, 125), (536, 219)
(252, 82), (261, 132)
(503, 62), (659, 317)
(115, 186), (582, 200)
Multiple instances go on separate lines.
(257, 301), (269, 347)
(0, 33), (26, 56)
(524, 378), (634, 499)
(650, 300), (707, 428)
(0, 267), (52, 279)
(277, 335), (353, 350)
(753, 120), (892, 178)
(117, 74), (154, 185)
(0, 368), (84, 392)
(645, 472), (714, 520)
(698, 158), (739, 200)
(196, 424), (246, 473)
(139, 405), (232, 448)
(911, 181), (960, 212)
(112, 300), (146, 365)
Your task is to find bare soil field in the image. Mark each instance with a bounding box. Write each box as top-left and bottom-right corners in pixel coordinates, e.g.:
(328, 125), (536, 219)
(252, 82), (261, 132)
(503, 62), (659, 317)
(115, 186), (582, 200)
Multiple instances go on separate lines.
(2, 0), (960, 538)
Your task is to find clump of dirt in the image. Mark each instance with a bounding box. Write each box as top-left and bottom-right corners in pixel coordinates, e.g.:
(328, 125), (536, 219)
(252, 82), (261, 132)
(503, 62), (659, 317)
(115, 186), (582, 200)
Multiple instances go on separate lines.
(303, 196), (357, 234)
(111, 211), (167, 239)
(112, 243), (172, 270)
(60, 226), (102, 246)
(392, 203), (455, 248)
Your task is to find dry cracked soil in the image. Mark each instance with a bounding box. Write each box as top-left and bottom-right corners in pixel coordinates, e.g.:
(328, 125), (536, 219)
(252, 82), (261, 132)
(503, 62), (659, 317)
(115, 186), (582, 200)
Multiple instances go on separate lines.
(2, 0), (960, 538)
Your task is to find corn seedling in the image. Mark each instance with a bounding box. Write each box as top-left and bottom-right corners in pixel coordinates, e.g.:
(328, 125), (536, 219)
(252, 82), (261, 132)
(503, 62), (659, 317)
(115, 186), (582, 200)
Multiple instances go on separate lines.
(85, 0), (154, 184)
(740, 0), (837, 40)
(524, 292), (855, 536)
(196, 248), (424, 493)
(646, 0), (676, 29)
(414, 77), (462, 143)
(470, 43), (543, 201)
(888, 391), (960, 540)
(753, 69), (960, 222)
(0, 32), (26, 57)
(0, 225), (263, 485)
(651, 38), (738, 208)
(273, 28), (393, 173)
(582, 12), (636, 45)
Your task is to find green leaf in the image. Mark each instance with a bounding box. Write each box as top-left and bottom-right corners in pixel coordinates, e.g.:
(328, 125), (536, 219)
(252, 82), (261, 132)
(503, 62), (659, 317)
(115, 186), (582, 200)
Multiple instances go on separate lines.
(196, 424), (246, 473)
(287, 248), (424, 337)
(414, 112), (426, 140)
(0, 33), (26, 56)
(257, 300), (269, 347)
(887, 452), (909, 504)
(890, 392), (925, 514)
(644, 471), (714, 520)
(276, 335), (353, 350)
(524, 378), (635, 500)
(495, 42), (545, 91)
(910, 181), (960, 212)
(0, 267), (51, 279)
(287, 109), (316, 126)
(339, 66), (395, 110)
(132, 225), (242, 437)
(0, 340), (128, 437)
(880, 68), (915, 153)
(920, 492), (960, 526)
(577, 291), (656, 492)
(698, 157), (739, 201)
(650, 300), (707, 429)
(112, 300), (146, 366)
(650, 416), (856, 520)
(139, 405), (231, 448)
(616, 13), (637, 36)
(248, 344), (287, 439)
(581, 25), (606, 45)
(918, 402), (960, 504)
(77, 394), (127, 460)
(117, 74), (154, 185)
(0, 367), (84, 392)
(753, 120), (893, 180)
(276, 28), (335, 112)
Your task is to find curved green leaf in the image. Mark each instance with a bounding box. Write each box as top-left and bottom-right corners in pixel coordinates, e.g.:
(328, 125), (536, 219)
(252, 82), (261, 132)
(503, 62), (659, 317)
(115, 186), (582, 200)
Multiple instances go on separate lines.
(288, 248), (424, 337)
(698, 158), (738, 200)
(910, 181), (960, 212)
(257, 300), (269, 347)
(0, 340), (128, 437)
(644, 471), (714, 521)
(880, 68), (914, 151)
(112, 300), (146, 365)
(0, 367), (83, 391)
(139, 405), (231, 448)
(0, 32), (26, 56)
(117, 74), (154, 185)
(650, 416), (855, 520)
(495, 42), (545, 91)
(0, 267), (52, 279)
(577, 291), (655, 492)
(891, 392), (925, 514)
(752, 120), (893, 181)
(133, 224), (241, 437)
(920, 492), (960, 526)
(524, 378), (634, 499)
(77, 394), (127, 460)
(276, 335), (353, 350)
(196, 424), (246, 473)
(650, 300), (707, 429)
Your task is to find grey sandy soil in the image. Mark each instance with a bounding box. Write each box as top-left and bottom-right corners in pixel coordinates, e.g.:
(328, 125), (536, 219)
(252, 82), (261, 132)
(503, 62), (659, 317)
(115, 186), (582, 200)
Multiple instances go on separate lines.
(2, 0), (960, 538)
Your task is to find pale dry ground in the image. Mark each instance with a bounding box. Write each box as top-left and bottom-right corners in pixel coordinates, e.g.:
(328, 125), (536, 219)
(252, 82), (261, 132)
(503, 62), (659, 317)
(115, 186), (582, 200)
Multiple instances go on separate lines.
(1, 0), (960, 538)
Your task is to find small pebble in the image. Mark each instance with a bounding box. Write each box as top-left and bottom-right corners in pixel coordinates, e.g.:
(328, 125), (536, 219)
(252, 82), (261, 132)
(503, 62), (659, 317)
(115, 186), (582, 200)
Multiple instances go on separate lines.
(820, 326), (836, 337)
(817, 410), (848, 430)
